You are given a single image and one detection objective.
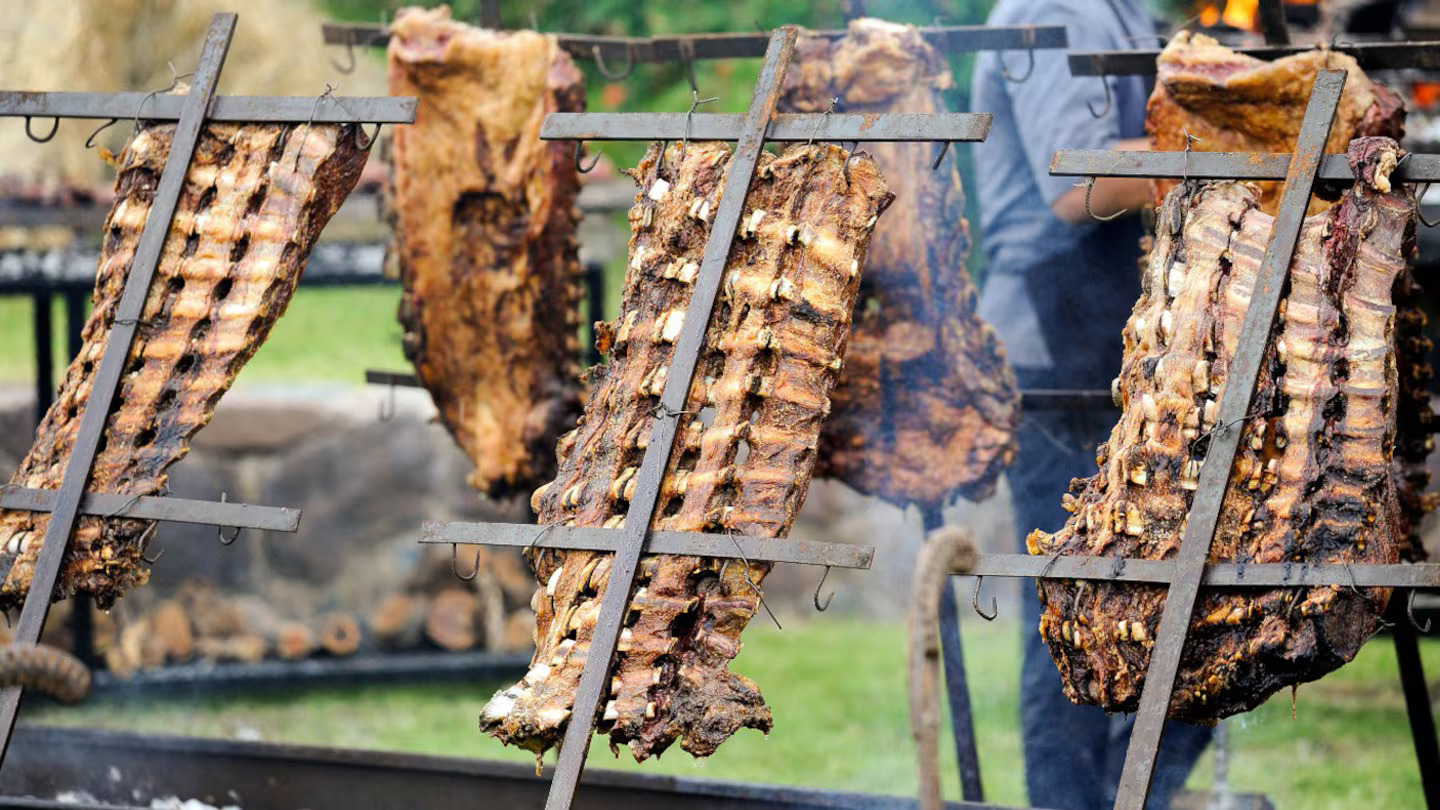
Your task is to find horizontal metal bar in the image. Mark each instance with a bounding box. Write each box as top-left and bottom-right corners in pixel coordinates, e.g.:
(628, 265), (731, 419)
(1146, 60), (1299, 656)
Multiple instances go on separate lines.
(1069, 41), (1440, 76)
(966, 553), (1440, 588)
(541, 112), (991, 143)
(421, 520), (873, 570)
(1052, 150), (1440, 182)
(0, 93), (416, 124)
(322, 23), (1067, 59)
(364, 370), (422, 388)
(0, 486), (301, 532)
(1021, 388), (1117, 411)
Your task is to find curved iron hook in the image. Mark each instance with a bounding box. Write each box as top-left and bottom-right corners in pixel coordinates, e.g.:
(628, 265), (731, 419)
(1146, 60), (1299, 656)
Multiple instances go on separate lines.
(1408, 589), (1431, 633)
(1083, 176), (1126, 222)
(931, 141), (951, 171)
(575, 141), (602, 174)
(85, 118), (120, 149)
(1000, 48), (1036, 83)
(655, 139), (672, 177)
(972, 576), (998, 621)
(216, 493), (241, 545)
(1087, 76), (1113, 119)
(452, 543), (481, 582)
(329, 37), (358, 75)
(813, 566), (834, 611)
(680, 91), (719, 162)
(378, 383), (396, 422)
(355, 122), (381, 151)
(142, 547), (165, 565)
(1416, 182), (1440, 228)
(592, 44), (635, 81)
(24, 117), (59, 144)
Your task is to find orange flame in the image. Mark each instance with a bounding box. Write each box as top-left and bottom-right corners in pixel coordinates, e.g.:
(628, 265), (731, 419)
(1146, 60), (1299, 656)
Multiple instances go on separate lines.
(1201, 0), (1259, 29)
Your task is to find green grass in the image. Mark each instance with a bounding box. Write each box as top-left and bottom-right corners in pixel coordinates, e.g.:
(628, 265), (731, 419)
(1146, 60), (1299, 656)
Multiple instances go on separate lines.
(23, 617), (1440, 808)
(0, 287), (409, 388)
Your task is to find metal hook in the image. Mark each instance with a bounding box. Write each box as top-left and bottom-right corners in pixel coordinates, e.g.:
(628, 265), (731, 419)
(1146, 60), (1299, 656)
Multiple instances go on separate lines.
(972, 576), (997, 621)
(355, 123), (380, 151)
(24, 117), (59, 143)
(378, 383), (396, 421)
(85, 118), (119, 149)
(806, 97), (838, 148)
(575, 141), (601, 173)
(1408, 590), (1431, 633)
(1416, 183), (1440, 228)
(1080, 176), (1126, 222)
(931, 141), (951, 171)
(330, 35), (358, 75)
(592, 44), (635, 81)
(134, 62), (192, 134)
(216, 493), (241, 545)
(680, 90), (719, 162)
(452, 543), (481, 582)
(655, 139), (672, 177)
(142, 547), (165, 565)
(296, 84), (337, 171)
(1000, 48), (1035, 83)
(1087, 76), (1113, 119)
(813, 566), (834, 611)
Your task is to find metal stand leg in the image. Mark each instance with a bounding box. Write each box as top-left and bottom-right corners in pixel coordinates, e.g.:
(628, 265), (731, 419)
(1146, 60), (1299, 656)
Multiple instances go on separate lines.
(61, 289), (98, 668)
(924, 508), (984, 802)
(30, 289), (53, 427)
(1393, 607), (1440, 809)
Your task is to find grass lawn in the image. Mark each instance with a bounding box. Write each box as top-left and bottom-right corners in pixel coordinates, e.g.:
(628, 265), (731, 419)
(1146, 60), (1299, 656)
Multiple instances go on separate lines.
(23, 616), (1440, 809)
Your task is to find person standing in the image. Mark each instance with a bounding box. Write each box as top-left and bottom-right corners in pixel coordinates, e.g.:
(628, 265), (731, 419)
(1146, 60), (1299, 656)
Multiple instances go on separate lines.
(971, 1), (1213, 808)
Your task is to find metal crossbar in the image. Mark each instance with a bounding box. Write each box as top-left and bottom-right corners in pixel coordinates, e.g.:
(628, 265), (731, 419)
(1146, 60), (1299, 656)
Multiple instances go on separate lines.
(322, 21), (1068, 62)
(0, 12), (417, 768)
(541, 112), (991, 143)
(1069, 40), (1440, 76)
(1052, 150), (1440, 182)
(962, 68), (1440, 810)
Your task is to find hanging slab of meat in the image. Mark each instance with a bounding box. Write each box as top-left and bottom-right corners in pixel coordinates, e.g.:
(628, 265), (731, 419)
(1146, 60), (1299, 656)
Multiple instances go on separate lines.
(387, 6), (585, 499)
(0, 120), (369, 612)
(479, 142), (892, 761)
(1148, 32), (1405, 215)
(778, 18), (1019, 508)
(1027, 138), (1412, 722)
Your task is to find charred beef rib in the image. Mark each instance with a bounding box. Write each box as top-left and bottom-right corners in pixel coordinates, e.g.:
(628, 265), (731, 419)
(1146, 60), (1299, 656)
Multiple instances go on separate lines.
(388, 5), (585, 499)
(780, 18), (1019, 508)
(0, 121), (368, 612)
(1028, 139), (1414, 722)
(1148, 32), (1405, 215)
(479, 142), (892, 761)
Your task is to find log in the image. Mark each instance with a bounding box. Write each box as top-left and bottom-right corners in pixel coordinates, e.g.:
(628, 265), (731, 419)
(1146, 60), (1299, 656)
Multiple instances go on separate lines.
(148, 600), (195, 663)
(425, 588), (478, 651)
(318, 612), (362, 657)
(489, 550), (536, 607)
(275, 621), (316, 661)
(500, 610), (535, 653)
(178, 580), (246, 638)
(474, 570), (505, 651)
(370, 593), (425, 649)
(195, 634), (267, 664)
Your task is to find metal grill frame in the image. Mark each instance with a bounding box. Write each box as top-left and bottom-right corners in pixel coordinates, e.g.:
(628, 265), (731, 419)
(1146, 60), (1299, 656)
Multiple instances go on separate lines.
(0, 11), (418, 769)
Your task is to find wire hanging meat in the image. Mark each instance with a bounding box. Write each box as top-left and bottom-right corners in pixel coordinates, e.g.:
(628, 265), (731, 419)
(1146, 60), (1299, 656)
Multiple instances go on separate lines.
(1028, 138), (1414, 722)
(0, 119), (369, 612)
(778, 18), (1020, 509)
(387, 6), (585, 499)
(479, 141), (892, 762)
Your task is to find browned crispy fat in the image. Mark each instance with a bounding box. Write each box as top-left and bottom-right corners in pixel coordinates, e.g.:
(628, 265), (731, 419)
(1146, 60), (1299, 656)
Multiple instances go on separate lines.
(479, 142), (892, 761)
(0, 120), (368, 612)
(1148, 32), (1405, 215)
(780, 18), (1019, 508)
(1028, 139), (1411, 722)
(388, 6), (585, 499)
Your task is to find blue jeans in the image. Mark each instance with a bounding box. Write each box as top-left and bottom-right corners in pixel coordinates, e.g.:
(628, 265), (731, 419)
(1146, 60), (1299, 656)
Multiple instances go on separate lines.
(1010, 407), (1212, 810)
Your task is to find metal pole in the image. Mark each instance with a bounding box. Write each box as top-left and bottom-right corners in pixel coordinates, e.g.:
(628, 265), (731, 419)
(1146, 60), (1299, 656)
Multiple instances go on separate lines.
(584, 262), (604, 367)
(0, 12), (236, 767)
(1392, 603), (1440, 809)
(63, 289), (95, 667)
(540, 27), (798, 810)
(924, 507), (984, 802)
(1111, 70), (1346, 810)
(1257, 0), (1291, 46)
(29, 290), (53, 427)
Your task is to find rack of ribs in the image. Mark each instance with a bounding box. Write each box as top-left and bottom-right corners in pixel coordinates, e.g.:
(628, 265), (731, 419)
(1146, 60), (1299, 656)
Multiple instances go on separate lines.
(0, 120), (369, 613)
(1028, 138), (1414, 722)
(479, 141), (892, 761)
(779, 18), (1019, 508)
(387, 6), (585, 500)
(1148, 32), (1405, 215)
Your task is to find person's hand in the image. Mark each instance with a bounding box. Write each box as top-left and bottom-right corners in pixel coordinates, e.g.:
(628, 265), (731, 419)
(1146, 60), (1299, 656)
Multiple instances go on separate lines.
(1050, 138), (1153, 224)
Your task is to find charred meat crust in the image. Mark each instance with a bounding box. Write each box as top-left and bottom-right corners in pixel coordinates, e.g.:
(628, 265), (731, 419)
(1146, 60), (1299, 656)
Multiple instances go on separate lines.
(780, 18), (1020, 508)
(479, 141), (892, 761)
(387, 6), (585, 500)
(1028, 138), (1416, 722)
(0, 121), (367, 612)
